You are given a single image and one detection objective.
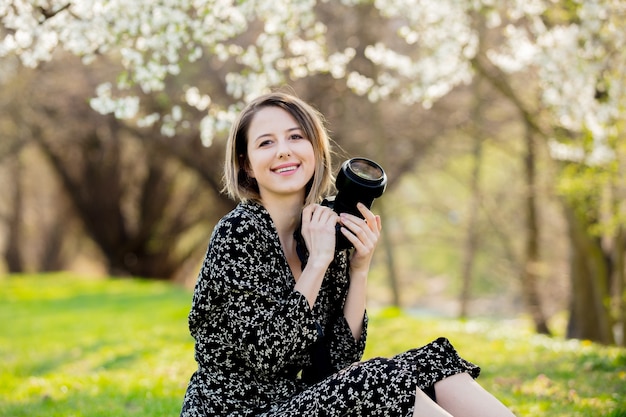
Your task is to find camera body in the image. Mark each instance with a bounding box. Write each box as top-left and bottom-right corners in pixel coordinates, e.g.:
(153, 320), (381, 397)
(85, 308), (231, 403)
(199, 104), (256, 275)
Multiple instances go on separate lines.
(322, 157), (387, 250)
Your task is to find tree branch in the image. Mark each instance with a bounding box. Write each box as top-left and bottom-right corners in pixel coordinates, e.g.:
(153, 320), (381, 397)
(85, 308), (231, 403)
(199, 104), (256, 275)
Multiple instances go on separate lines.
(471, 54), (547, 139)
(38, 3), (72, 21)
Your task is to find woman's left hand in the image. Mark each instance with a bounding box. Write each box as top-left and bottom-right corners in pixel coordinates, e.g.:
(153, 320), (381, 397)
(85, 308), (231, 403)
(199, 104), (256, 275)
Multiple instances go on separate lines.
(339, 203), (382, 273)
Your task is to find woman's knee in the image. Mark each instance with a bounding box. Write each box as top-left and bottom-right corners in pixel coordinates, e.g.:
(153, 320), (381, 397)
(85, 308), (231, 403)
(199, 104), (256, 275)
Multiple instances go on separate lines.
(412, 388), (453, 417)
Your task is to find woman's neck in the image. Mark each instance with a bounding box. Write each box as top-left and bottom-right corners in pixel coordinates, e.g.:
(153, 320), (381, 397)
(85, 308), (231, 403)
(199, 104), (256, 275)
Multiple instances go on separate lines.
(262, 197), (303, 241)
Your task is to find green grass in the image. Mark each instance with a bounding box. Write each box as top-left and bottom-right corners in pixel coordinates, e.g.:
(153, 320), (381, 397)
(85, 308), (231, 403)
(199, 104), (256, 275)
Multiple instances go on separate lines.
(1, 273), (624, 416)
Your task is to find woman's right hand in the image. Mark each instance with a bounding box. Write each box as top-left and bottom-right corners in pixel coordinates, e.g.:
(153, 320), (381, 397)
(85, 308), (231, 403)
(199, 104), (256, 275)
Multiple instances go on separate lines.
(300, 204), (338, 268)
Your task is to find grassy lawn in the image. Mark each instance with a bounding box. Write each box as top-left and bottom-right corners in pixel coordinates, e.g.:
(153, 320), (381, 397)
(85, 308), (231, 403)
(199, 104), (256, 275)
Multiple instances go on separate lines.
(1, 273), (624, 416)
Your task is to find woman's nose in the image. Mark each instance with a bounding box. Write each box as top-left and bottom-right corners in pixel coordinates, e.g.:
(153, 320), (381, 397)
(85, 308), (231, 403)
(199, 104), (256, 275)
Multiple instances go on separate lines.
(276, 140), (292, 158)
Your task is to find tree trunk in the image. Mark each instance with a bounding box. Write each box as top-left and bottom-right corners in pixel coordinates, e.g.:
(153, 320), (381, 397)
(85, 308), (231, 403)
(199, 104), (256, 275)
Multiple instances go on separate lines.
(458, 137), (481, 318)
(4, 157), (25, 272)
(521, 127), (551, 335)
(378, 200), (401, 307)
(614, 226), (625, 346)
(564, 204), (615, 344)
(458, 79), (484, 319)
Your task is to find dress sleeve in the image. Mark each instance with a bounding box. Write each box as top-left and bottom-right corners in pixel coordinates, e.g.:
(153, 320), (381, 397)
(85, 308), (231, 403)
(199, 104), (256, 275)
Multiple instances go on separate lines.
(327, 312), (368, 369)
(188, 214), (320, 376)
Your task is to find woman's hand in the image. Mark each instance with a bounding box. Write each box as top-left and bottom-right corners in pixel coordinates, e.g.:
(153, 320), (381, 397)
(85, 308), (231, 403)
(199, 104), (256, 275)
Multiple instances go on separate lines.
(339, 203), (382, 273)
(301, 204), (339, 268)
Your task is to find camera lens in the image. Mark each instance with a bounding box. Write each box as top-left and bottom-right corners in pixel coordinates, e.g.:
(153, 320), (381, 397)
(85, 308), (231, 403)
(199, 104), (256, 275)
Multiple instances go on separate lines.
(323, 157), (387, 250)
(333, 157), (387, 215)
(348, 159), (385, 182)
(339, 158), (386, 193)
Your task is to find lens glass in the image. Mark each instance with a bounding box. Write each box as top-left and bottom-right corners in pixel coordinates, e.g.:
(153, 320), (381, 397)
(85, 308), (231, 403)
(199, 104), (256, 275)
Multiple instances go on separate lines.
(349, 159), (383, 181)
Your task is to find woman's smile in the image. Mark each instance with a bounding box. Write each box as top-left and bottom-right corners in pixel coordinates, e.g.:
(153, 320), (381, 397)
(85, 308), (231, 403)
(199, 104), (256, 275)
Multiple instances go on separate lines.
(272, 162), (301, 175)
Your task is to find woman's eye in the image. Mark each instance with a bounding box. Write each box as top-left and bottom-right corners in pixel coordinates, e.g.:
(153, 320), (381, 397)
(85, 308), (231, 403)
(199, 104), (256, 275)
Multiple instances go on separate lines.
(290, 133), (305, 140)
(259, 140), (273, 147)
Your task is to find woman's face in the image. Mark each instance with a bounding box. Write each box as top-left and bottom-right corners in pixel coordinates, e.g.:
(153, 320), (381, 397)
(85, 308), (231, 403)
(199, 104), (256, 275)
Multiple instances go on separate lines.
(246, 106), (316, 204)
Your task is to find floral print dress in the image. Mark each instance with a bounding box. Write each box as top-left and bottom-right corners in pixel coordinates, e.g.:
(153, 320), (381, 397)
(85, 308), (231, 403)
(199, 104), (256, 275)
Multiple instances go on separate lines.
(180, 201), (479, 417)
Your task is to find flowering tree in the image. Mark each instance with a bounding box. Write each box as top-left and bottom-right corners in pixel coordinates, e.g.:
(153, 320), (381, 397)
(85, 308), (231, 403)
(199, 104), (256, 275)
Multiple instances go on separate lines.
(2, 1), (623, 147)
(2, 0), (624, 343)
(1, 0), (356, 145)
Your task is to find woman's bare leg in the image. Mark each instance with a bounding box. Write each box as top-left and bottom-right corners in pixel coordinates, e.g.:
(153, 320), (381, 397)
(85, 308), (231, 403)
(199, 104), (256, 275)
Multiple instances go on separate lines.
(412, 388), (453, 417)
(435, 373), (516, 417)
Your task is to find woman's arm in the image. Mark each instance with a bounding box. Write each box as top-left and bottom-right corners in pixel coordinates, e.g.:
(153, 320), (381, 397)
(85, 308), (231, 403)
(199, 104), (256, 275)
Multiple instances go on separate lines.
(338, 203), (382, 340)
(343, 267), (369, 340)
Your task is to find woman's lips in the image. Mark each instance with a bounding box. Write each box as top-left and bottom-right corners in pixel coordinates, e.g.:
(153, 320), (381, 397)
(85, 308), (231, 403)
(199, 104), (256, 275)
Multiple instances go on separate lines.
(272, 163), (300, 175)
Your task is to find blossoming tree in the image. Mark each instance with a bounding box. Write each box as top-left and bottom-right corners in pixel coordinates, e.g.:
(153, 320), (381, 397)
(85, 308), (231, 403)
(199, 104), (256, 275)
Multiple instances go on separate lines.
(1, 0), (624, 343)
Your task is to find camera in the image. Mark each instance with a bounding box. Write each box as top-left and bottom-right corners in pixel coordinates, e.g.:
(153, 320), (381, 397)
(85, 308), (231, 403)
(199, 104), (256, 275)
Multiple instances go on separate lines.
(322, 157), (387, 250)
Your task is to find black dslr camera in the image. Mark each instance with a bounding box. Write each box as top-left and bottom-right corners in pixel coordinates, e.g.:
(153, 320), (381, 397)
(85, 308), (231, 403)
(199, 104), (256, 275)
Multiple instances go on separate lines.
(322, 157), (387, 250)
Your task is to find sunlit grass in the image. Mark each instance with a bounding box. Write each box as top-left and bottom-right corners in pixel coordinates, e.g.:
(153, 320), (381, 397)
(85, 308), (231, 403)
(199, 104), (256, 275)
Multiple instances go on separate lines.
(1, 273), (624, 416)
(366, 307), (626, 416)
(1, 273), (193, 417)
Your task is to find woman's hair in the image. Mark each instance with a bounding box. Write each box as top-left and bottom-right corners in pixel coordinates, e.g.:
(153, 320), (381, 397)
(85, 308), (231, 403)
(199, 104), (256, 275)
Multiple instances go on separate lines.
(223, 92), (334, 206)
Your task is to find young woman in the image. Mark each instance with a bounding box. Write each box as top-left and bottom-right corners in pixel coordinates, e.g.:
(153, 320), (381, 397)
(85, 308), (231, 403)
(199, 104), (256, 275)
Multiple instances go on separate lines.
(180, 92), (517, 417)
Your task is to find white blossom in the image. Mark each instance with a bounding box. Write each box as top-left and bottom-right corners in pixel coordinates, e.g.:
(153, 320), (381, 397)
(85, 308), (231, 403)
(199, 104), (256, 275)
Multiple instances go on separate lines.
(89, 82), (140, 119)
(185, 87), (212, 111)
(137, 112), (161, 128)
(1, 0), (623, 155)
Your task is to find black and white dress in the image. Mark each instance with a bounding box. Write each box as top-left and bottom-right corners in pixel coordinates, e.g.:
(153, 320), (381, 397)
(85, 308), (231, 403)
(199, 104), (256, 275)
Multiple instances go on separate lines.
(180, 201), (479, 416)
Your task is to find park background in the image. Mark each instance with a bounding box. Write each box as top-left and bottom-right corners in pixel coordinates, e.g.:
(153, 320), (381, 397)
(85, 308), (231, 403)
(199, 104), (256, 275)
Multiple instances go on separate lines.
(1, 0), (625, 415)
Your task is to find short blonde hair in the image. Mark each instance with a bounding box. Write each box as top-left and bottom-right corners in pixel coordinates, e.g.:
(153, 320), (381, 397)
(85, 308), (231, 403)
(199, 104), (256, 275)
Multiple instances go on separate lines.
(223, 92), (334, 206)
